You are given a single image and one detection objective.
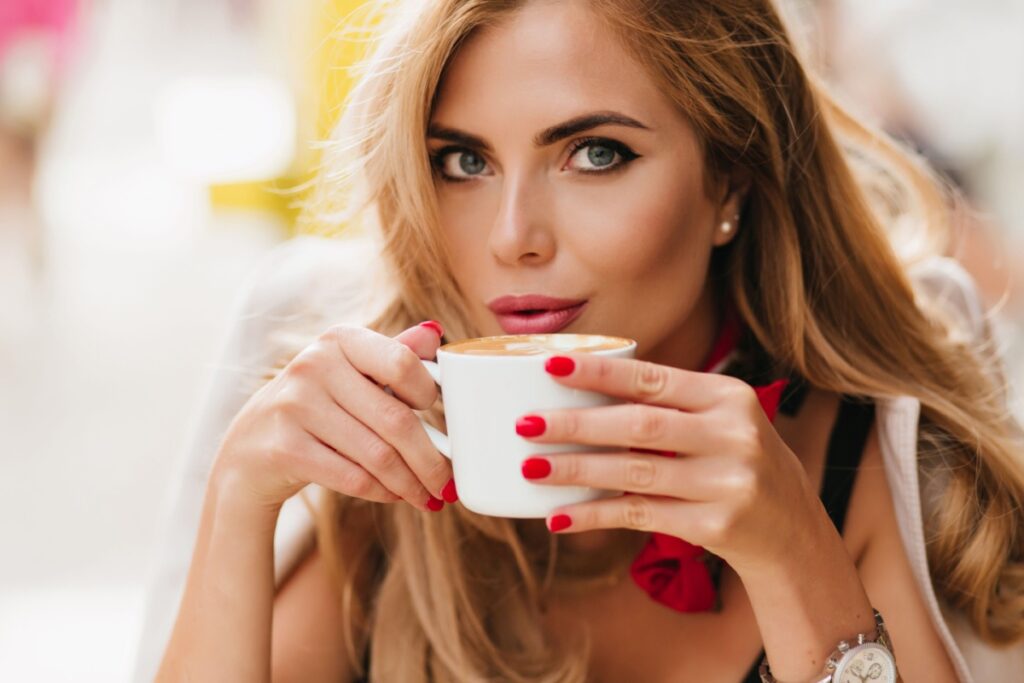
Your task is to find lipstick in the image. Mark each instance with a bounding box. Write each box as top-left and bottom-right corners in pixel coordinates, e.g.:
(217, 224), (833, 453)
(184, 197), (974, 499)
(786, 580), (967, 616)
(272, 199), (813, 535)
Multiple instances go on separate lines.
(487, 294), (588, 334)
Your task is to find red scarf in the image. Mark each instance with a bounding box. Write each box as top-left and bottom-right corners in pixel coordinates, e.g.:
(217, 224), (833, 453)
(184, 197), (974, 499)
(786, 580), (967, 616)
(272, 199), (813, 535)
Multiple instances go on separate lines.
(628, 306), (788, 612)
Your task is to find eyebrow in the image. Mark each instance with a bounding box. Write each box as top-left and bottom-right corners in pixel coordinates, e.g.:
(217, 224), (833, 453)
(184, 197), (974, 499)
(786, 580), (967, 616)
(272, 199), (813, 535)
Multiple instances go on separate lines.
(426, 110), (651, 152)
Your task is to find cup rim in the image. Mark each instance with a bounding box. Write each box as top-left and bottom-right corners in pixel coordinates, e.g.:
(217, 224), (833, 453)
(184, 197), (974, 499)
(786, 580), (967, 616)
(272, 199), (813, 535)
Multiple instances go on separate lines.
(437, 333), (637, 359)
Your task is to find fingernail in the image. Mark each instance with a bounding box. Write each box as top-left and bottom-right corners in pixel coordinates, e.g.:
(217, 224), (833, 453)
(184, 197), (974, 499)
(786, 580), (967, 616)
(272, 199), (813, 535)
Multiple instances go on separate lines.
(521, 457), (551, 479)
(515, 415), (546, 437)
(441, 478), (458, 503)
(425, 495), (444, 511)
(545, 355), (575, 376)
(548, 513), (572, 532)
(419, 320), (444, 338)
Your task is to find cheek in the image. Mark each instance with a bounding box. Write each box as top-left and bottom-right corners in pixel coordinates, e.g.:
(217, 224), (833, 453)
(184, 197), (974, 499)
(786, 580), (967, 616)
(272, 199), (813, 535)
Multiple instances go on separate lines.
(436, 187), (494, 277)
(438, 187), (489, 244)
(558, 171), (712, 282)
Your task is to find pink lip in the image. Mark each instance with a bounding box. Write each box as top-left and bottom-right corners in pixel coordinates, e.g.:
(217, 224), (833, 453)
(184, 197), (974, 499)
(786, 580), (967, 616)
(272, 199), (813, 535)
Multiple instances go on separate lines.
(492, 301), (588, 334)
(486, 294), (589, 334)
(487, 294), (588, 314)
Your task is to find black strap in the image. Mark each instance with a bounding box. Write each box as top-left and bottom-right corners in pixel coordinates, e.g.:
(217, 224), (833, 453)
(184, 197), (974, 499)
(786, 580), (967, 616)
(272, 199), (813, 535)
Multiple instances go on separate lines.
(741, 394), (875, 683)
(819, 397), (875, 536)
(777, 376), (810, 418)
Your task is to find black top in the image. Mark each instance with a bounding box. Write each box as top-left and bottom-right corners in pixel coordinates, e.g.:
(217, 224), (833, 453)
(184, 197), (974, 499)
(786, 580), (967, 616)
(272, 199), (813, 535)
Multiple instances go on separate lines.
(355, 378), (876, 683)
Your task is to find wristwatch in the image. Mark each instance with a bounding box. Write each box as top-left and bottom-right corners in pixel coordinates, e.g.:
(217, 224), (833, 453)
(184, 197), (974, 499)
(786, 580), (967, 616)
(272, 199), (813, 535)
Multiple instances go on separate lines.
(758, 609), (898, 683)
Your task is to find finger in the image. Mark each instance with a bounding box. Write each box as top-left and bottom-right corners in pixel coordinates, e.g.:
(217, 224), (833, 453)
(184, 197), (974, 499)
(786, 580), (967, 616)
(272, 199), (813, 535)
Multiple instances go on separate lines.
(326, 356), (452, 499)
(516, 403), (712, 453)
(330, 325), (439, 410)
(629, 447), (677, 457)
(544, 494), (718, 542)
(521, 451), (740, 501)
(289, 429), (401, 504)
(394, 320), (445, 360)
(540, 353), (744, 411)
(297, 386), (442, 510)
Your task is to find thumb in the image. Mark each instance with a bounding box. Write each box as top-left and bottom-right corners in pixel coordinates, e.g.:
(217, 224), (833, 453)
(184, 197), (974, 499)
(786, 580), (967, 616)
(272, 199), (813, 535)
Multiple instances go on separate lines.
(394, 320), (445, 360)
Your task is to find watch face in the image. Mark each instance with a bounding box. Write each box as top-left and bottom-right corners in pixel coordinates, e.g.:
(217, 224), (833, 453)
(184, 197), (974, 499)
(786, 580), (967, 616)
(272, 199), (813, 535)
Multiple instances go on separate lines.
(834, 643), (897, 683)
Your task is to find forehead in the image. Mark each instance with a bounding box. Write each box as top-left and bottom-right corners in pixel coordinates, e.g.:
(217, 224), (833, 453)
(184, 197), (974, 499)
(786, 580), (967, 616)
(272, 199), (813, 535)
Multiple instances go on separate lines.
(431, 1), (677, 129)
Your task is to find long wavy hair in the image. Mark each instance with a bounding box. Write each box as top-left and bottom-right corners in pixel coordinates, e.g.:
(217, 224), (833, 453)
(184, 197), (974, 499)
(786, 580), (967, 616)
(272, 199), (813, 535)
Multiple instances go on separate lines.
(279, 0), (1024, 679)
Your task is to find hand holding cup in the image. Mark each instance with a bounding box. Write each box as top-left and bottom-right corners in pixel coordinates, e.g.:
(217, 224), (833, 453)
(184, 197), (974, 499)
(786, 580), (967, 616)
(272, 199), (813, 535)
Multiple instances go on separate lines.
(210, 321), (454, 513)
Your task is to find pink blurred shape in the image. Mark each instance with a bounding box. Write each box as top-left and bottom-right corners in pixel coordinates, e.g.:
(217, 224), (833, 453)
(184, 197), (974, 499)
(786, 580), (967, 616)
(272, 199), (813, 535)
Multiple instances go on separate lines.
(0, 0), (83, 73)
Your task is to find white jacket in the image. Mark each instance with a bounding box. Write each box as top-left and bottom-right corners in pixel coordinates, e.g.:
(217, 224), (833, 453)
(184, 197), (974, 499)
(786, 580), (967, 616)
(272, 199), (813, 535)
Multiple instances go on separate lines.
(131, 235), (1024, 682)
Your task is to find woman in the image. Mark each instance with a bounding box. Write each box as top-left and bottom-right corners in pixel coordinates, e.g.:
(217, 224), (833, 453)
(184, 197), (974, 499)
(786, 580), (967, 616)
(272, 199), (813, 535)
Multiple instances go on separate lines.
(155, 1), (1024, 681)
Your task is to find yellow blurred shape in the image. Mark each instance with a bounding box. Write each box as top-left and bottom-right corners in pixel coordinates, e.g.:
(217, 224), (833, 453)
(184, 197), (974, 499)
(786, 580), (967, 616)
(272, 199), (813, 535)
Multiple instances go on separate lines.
(208, 181), (300, 223)
(211, 0), (379, 236)
(315, 0), (381, 139)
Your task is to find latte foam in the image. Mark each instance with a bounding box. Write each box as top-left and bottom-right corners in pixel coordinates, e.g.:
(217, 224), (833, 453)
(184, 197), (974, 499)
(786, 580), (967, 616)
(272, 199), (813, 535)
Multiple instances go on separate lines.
(442, 333), (634, 356)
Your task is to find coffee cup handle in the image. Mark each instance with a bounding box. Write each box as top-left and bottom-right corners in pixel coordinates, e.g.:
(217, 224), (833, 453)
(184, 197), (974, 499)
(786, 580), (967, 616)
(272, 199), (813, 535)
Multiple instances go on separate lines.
(418, 360), (451, 459)
(383, 361), (450, 459)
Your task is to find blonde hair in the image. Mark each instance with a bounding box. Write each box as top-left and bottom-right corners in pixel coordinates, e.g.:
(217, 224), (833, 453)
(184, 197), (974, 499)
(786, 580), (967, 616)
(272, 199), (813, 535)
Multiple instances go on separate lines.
(284, 1), (1024, 679)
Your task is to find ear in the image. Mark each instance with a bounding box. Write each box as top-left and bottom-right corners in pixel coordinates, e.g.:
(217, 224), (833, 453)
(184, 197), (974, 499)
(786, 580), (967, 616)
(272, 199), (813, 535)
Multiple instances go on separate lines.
(711, 168), (752, 247)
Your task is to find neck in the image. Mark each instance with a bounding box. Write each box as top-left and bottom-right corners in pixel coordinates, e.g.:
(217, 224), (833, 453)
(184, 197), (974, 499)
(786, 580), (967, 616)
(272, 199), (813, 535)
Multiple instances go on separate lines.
(643, 281), (722, 372)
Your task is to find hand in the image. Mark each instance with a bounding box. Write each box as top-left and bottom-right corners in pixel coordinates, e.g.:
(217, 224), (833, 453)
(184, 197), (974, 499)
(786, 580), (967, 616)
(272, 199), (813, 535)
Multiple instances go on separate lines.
(515, 354), (821, 574)
(211, 321), (454, 513)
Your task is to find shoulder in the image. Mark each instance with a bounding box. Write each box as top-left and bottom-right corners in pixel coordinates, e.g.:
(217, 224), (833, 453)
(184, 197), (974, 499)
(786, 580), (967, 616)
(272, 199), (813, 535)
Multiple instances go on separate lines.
(775, 386), (907, 564)
(777, 387), (884, 562)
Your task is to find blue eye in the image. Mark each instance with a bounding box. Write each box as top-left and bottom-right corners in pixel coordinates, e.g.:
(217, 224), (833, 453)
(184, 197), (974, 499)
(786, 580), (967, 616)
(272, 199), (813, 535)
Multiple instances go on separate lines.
(565, 137), (639, 174)
(430, 147), (491, 181)
(428, 136), (640, 183)
(586, 145), (615, 167)
(460, 152), (485, 175)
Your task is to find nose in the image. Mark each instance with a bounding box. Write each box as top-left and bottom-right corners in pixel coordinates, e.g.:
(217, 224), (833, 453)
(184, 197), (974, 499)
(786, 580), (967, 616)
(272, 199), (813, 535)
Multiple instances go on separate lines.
(487, 173), (555, 267)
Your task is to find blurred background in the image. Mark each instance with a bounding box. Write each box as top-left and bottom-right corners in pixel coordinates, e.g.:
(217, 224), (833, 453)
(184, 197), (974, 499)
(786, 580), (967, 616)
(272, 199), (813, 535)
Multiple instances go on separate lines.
(1, 0), (1021, 680)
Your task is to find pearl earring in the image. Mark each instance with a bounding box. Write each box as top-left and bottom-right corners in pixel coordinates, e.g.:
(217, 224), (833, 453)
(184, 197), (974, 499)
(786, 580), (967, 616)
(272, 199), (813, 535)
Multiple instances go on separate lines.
(720, 213), (740, 235)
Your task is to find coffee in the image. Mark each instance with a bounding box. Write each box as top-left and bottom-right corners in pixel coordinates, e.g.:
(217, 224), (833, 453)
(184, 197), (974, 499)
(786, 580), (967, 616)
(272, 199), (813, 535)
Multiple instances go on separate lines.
(418, 332), (637, 517)
(443, 333), (634, 356)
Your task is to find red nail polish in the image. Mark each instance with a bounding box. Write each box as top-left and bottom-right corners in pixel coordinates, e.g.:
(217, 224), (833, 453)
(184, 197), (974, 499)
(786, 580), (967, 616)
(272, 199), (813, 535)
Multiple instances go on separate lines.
(521, 457), (551, 479)
(419, 320), (444, 338)
(515, 415), (546, 437)
(426, 496), (444, 511)
(441, 478), (458, 503)
(545, 355), (575, 376)
(548, 514), (572, 532)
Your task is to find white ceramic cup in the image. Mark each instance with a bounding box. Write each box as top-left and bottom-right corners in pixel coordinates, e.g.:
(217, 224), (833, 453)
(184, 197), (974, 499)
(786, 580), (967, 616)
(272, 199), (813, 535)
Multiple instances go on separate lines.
(415, 333), (637, 518)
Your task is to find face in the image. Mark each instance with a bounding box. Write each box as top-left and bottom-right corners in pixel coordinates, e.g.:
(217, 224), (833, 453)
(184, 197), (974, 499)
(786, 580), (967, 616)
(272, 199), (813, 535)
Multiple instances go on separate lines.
(427, 0), (745, 369)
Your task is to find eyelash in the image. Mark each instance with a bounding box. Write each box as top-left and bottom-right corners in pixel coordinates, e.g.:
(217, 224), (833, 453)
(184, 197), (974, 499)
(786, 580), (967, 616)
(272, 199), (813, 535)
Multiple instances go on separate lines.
(428, 136), (640, 183)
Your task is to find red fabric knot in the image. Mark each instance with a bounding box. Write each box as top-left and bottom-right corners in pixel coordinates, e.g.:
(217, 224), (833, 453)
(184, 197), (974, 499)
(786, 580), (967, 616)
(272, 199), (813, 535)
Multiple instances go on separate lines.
(630, 532), (718, 611)
(628, 303), (789, 613)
